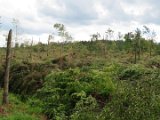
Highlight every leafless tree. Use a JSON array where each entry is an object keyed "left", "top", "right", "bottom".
[{"left": 2, "top": 29, "right": 12, "bottom": 105}]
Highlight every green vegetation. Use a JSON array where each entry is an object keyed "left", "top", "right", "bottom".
[
  {"left": 0, "top": 27, "right": 160, "bottom": 119},
  {"left": 0, "top": 90, "right": 45, "bottom": 120},
  {"left": 37, "top": 68, "right": 114, "bottom": 119}
]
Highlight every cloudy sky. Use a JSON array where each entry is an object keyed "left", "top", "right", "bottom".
[{"left": 0, "top": 0, "right": 160, "bottom": 46}]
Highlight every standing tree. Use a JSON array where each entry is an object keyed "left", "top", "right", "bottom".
[
  {"left": 135, "top": 28, "right": 142, "bottom": 60},
  {"left": 124, "top": 32, "right": 134, "bottom": 53},
  {"left": 149, "top": 31, "right": 156, "bottom": 56},
  {"left": 53, "top": 23, "right": 72, "bottom": 68},
  {"left": 64, "top": 32, "right": 73, "bottom": 43},
  {"left": 143, "top": 26, "right": 156, "bottom": 57},
  {"left": 2, "top": 29, "right": 12, "bottom": 105},
  {"left": 129, "top": 28, "right": 143, "bottom": 64},
  {"left": 118, "top": 32, "right": 123, "bottom": 40},
  {"left": 12, "top": 18, "right": 19, "bottom": 47},
  {"left": 47, "top": 34, "right": 54, "bottom": 56},
  {"left": 38, "top": 37, "right": 42, "bottom": 59},
  {"left": 54, "top": 23, "right": 65, "bottom": 69},
  {"left": 90, "top": 32, "right": 100, "bottom": 57},
  {"left": 90, "top": 32, "right": 101, "bottom": 41},
  {"left": 105, "top": 28, "right": 114, "bottom": 40},
  {"left": 54, "top": 23, "right": 66, "bottom": 42},
  {"left": 30, "top": 37, "right": 33, "bottom": 60},
  {"left": 12, "top": 18, "right": 19, "bottom": 58}
]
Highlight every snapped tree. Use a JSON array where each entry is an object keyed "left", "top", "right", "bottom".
[{"left": 2, "top": 29, "right": 12, "bottom": 105}]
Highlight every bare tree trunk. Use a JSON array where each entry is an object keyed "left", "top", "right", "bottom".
[
  {"left": 138, "top": 38, "right": 141, "bottom": 60},
  {"left": 30, "top": 38, "right": 33, "bottom": 81},
  {"left": 60, "top": 42, "right": 63, "bottom": 69},
  {"left": 135, "top": 50, "right": 137, "bottom": 64},
  {"left": 134, "top": 43, "right": 137, "bottom": 64},
  {"left": 30, "top": 38, "right": 33, "bottom": 61},
  {"left": 47, "top": 35, "right": 51, "bottom": 57},
  {"left": 2, "top": 29, "right": 12, "bottom": 105},
  {"left": 38, "top": 37, "right": 41, "bottom": 59},
  {"left": 149, "top": 40, "right": 152, "bottom": 57}
]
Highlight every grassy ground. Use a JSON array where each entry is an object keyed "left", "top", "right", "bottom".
[{"left": 0, "top": 90, "right": 46, "bottom": 120}]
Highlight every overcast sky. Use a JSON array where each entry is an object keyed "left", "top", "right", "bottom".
[{"left": 0, "top": 0, "right": 160, "bottom": 46}]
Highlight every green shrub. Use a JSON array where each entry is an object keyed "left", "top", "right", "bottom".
[
  {"left": 100, "top": 67, "right": 160, "bottom": 120},
  {"left": 37, "top": 68, "right": 115, "bottom": 119},
  {"left": 71, "top": 95, "right": 98, "bottom": 120},
  {"left": 147, "top": 56, "right": 160, "bottom": 68},
  {"left": 118, "top": 64, "right": 146, "bottom": 81}
]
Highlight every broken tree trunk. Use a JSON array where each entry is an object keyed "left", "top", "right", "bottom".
[{"left": 2, "top": 29, "right": 12, "bottom": 105}]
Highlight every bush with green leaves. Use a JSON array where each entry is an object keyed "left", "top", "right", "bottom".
[
  {"left": 147, "top": 55, "right": 160, "bottom": 68},
  {"left": 102, "top": 75, "right": 160, "bottom": 120},
  {"left": 37, "top": 68, "right": 115, "bottom": 119},
  {"left": 98, "top": 64, "right": 160, "bottom": 120},
  {"left": 118, "top": 64, "right": 146, "bottom": 81}
]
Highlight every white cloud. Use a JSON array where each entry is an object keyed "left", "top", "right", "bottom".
[
  {"left": 121, "top": 2, "right": 152, "bottom": 16},
  {"left": 0, "top": 0, "right": 160, "bottom": 47}
]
